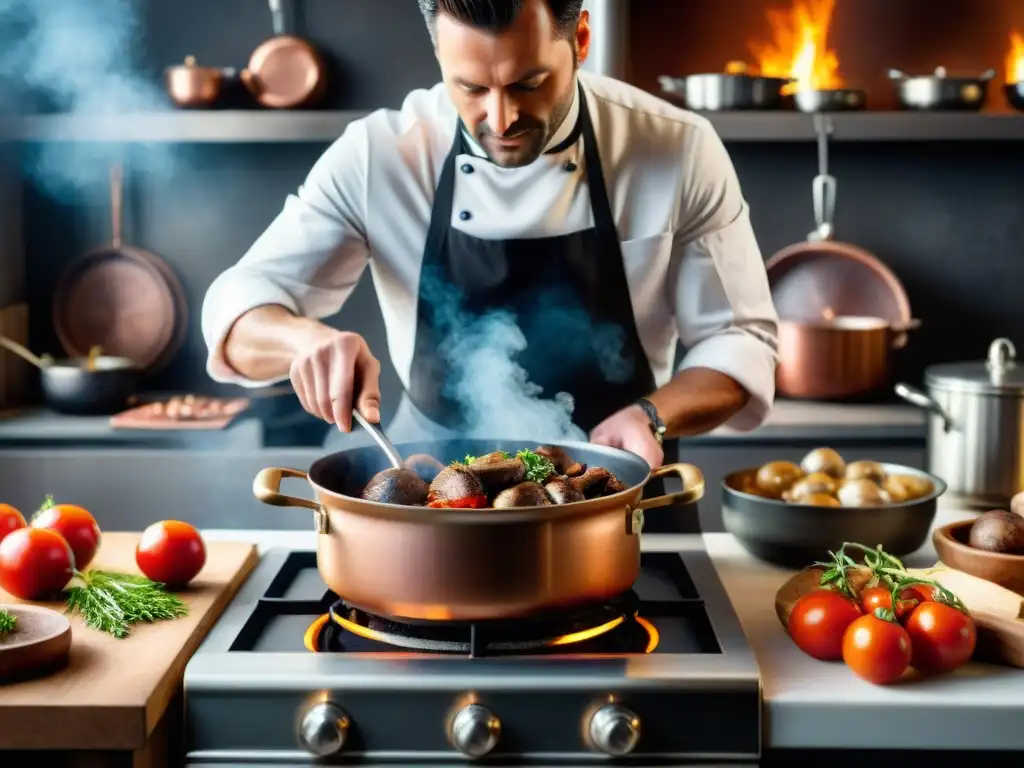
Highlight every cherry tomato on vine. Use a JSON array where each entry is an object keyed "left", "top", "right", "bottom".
[
  {"left": 842, "top": 612, "right": 912, "bottom": 685},
  {"left": 787, "top": 589, "right": 862, "bottom": 660},
  {"left": 0, "top": 504, "right": 26, "bottom": 545},
  {"left": 31, "top": 496, "right": 102, "bottom": 570},
  {"left": 860, "top": 585, "right": 919, "bottom": 621},
  {"left": 905, "top": 601, "right": 977, "bottom": 674}
]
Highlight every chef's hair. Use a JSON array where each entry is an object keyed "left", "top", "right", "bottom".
[{"left": 418, "top": 0, "right": 585, "bottom": 41}]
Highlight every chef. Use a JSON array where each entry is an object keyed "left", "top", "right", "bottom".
[{"left": 201, "top": 0, "right": 779, "bottom": 471}]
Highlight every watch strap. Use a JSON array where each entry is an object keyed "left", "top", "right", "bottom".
[{"left": 635, "top": 398, "right": 667, "bottom": 444}]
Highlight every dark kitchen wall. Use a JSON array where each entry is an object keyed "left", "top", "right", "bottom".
[{"left": 16, "top": 0, "right": 1024, "bottom": 419}]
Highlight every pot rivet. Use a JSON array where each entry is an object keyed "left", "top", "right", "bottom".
[
  {"left": 629, "top": 508, "right": 644, "bottom": 535},
  {"left": 314, "top": 507, "right": 329, "bottom": 534}
]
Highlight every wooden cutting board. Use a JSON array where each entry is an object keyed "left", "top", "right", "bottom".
[
  {"left": 775, "top": 564, "right": 1024, "bottom": 668},
  {"left": 0, "top": 532, "right": 258, "bottom": 751}
]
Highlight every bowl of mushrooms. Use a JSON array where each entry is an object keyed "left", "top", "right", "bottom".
[{"left": 722, "top": 448, "right": 946, "bottom": 567}]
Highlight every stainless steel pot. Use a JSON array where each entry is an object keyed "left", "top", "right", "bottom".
[
  {"left": 658, "top": 72, "right": 793, "bottom": 111},
  {"left": 896, "top": 338, "right": 1024, "bottom": 508},
  {"left": 889, "top": 67, "right": 995, "bottom": 111},
  {"left": 253, "top": 439, "right": 705, "bottom": 621}
]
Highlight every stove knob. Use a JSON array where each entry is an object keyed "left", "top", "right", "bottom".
[
  {"left": 450, "top": 703, "right": 501, "bottom": 758},
  {"left": 588, "top": 703, "right": 641, "bottom": 756},
  {"left": 298, "top": 701, "right": 350, "bottom": 757}
]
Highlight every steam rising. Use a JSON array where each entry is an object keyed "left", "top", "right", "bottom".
[
  {"left": 0, "top": 0, "right": 176, "bottom": 198},
  {"left": 421, "top": 266, "right": 635, "bottom": 442}
]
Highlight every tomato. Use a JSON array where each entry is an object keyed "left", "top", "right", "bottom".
[
  {"left": 31, "top": 497, "right": 101, "bottom": 570},
  {"left": 902, "top": 584, "right": 937, "bottom": 604},
  {"left": 136, "top": 521, "right": 206, "bottom": 587},
  {"left": 905, "top": 601, "right": 977, "bottom": 674},
  {"left": 787, "top": 589, "right": 863, "bottom": 660},
  {"left": 0, "top": 527, "right": 74, "bottom": 600},
  {"left": 0, "top": 504, "right": 26, "bottom": 545},
  {"left": 842, "top": 613, "right": 912, "bottom": 684},
  {"left": 860, "top": 585, "right": 919, "bottom": 621},
  {"left": 427, "top": 494, "right": 489, "bottom": 509}
]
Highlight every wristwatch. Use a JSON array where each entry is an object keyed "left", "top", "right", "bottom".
[{"left": 635, "top": 398, "right": 667, "bottom": 444}]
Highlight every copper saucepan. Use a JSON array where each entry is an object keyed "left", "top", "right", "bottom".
[
  {"left": 241, "top": 0, "right": 326, "bottom": 109},
  {"left": 253, "top": 439, "right": 705, "bottom": 622},
  {"left": 776, "top": 312, "right": 921, "bottom": 399}
]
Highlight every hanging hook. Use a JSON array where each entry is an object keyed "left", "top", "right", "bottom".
[{"left": 809, "top": 115, "right": 836, "bottom": 242}]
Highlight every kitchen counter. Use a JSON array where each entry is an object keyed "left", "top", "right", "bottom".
[{"left": 201, "top": 502, "right": 1024, "bottom": 754}]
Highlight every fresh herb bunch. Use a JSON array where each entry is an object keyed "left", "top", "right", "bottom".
[
  {"left": 65, "top": 570, "right": 188, "bottom": 639},
  {"left": 0, "top": 608, "right": 16, "bottom": 639},
  {"left": 517, "top": 450, "right": 556, "bottom": 484}
]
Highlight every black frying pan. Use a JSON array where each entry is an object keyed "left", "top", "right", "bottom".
[{"left": 0, "top": 335, "right": 138, "bottom": 415}]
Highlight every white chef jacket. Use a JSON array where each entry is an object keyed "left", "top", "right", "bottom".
[{"left": 202, "top": 71, "right": 779, "bottom": 432}]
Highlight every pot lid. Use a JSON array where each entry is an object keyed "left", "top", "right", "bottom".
[{"left": 924, "top": 338, "right": 1024, "bottom": 393}]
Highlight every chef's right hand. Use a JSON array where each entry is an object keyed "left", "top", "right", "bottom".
[{"left": 289, "top": 329, "right": 381, "bottom": 432}]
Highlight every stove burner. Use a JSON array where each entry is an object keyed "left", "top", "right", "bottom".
[{"left": 304, "top": 592, "right": 660, "bottom": 656}]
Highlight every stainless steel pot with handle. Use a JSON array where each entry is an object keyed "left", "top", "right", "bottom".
[{"left": 896, "top": 338, "right": 1024, "bottom": 508}]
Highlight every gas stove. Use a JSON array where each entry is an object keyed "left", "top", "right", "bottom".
[{"left": 184, "top": 537, "right": 760, "bottom": 765}]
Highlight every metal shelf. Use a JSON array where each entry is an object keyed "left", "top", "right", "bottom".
[{"left": 1, "top": 110, "right": 1023, "bottom": 143}]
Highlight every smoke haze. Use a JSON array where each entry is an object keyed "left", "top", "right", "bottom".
[{"left": 0, "top": 0, "right": 179, "bottom": 199}]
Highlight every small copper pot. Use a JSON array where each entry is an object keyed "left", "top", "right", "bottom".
[
  {"left": 253, "top": 439, "right": 704, "bottom": 621},
  {"left": 164, "top": 56, "right": 231, "bottom": 108},
  {"left": 776, "top": 315, "right": 921, "bottom": 400}
]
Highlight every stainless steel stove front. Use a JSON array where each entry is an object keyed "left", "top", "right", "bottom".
[{"left": 184, "top": 538, "right": 761, "bottom": 765}]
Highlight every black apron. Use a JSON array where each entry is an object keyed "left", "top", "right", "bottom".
[{"left": 408, "top": 83, "right": 693, "bottom": 532}]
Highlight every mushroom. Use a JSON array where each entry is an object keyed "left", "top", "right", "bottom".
[
  {"left": 535, "top": 445, "right": 585, "bottom": 477},
  {"left": 969, "top": 510, "right": 1024, "bottom": 554},
  {"left": 782, "top": 472, "right": 838, "bottom": 502},
  {"left": 362, "top": 468, "right": 430, "bottom": 506},
  {"left": 493, "top": 481, "right": 552, "bottom": 508},
  {"left": 845, "top": 460, "right": 886, "bottom": 485},
  {"left": 796, "top": 492, "right": 841, "bottom": 507},
  {"left": 754, "top": 461, "right": 804, "bottom": 499},
  {"left": 427, "top": 465, "right": 485, "bottom": 504},
  {"left": 837, "top": 479, "right": 890, "bottom": 507},
  {"left": 467, "top": 454, "right": 526, "bottom": 495},
  {"left": 604, "top": 472, "right": 626, "bottom": 494},
  {"left": 545, "top": 476, "right": 585, "bottom": 504},
  {"left": 572, "top": 467, "right": 613, "bottom": 498}
]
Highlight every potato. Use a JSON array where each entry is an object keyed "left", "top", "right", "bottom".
[
  {"left": 845, "top": 460, "right": 887, "bottom": 485},
  {"left": 754, "top": 461, "right": 804, "bottom": 499},
  {"left": 884, "top": 474, "right": 933, "bottom": 503},
  {"left": 796, "top": 492, "right": 841, "bottom": 507},
  {"left": 783, "top": 472, "right": 838, "bottom": 501},
  {"left": 837, "top": 478, "right": 890, "bottom": 507},
  {"left": 800, "top": 447, "right": 846, "bottom": 479}
]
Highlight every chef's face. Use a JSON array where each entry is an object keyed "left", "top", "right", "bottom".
[{"left": 434, "top": 0, "right": 590, "bottom": 168}]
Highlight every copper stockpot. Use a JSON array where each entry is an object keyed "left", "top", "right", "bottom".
[
  {"left": 776, "top": 314, "right": 920, "bottom": 399},
  {"left": 164, "top": 56, "right": 231, "bottom": 108},
  {"left": 253, "top": 439, "right": 705, "bottom": 622}
]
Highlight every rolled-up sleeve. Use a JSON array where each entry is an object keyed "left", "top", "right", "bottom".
[
  {"left": 201, "top": 121, "right": 372, "bottom": 386},
  {"left": 668, "top": 122, "right": 779, "bottom": 431}
]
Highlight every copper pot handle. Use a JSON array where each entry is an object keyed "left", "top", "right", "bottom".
[
  {"left": 636, "top": 463, "right": 706, "bottom": 511},
  {"left": 253, "top": 467, "right": 319, "bottom": 510},
  {"left": 890, "top": 318, "right": 921, "bottom": 349}
]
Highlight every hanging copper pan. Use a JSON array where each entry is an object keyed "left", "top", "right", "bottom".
[
  {"left": 241, "top": 0, "right": 326, "bottom": 109},
  {"left": 766, "top": 118, "right": 919, "bottom": 400}
]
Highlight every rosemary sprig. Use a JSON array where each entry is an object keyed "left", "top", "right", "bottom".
[
  {"left": 0, "top": 608, "right": 16, "bottom": 639},
  {"left": 65, "top": 570, "right": 188, "bottom": 639},
  {"left": 517, "top": 449, "right": 556, "bottom": 484}
]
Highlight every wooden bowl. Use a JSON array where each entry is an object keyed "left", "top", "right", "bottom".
[
  {"left": 0, "top": 604, "right": 72, "bottom": 682},
  {"left": 933, "top": 520, "right": 1024, "bottom": 596}
]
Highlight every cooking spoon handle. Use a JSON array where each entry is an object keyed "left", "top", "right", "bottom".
[
  {"left": 0, "top": 334, "right": 47, "bottom": 369},
  {"left": 352, "top": 409, "right": 403, "bottom": 469}
]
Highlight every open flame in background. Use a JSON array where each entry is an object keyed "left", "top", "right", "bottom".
[
  {"left": 1008, "top": 31, "right": 1024, "bottom": 85},
  {"left": 745, "top": 0, "right": 845, "bottom": 94}
]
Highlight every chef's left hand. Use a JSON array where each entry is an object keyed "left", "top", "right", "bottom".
[{"left": 590, "top": 405, "right": 664, "bottom": 469}]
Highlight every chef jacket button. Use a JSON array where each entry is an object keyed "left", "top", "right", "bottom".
[
  {"left": 459, "top": 210, "right": 472, "bottom": 221},
  {"left": 460, "top": 163, "right": 474, "bottom": 174},
  {"left": 563, "top": 161, "right": 578, "bottom": 172}
]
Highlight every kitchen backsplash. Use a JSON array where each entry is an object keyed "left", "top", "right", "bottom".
[{"left": 8, "top": 0, "right": 1024, "bottom": 415}]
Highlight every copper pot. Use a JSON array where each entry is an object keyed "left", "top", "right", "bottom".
[
  {"left": 253, "top": 439, "right": 704, "bottom": 621},
  {"left": 776, "top": 314, "right": 920, "bottom": 399},
  {"left": 164, "top": 56, "right": 231, "bottom": 108},
  {"left": 241, "top": 0, "right": 327, "bottom": 109}
]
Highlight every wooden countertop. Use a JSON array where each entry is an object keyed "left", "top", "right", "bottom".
[{"left": 0, "top": 532, "right": 258, "bottom": 751}]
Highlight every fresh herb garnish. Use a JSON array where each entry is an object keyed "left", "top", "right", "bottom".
[
  {"left": 65, "top": 570, "right": 188, "bottom": 639},
  {"left": 459, "top": 451, "right": 511, "bottom": 466},
  {"left": 0, "top": 608, "right": 16, "bottom": 639},
  {"left": 517, "top": 449, "right": 556, "bottom": 484}
]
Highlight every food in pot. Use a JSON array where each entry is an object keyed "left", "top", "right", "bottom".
[
  {"left": 967, "top": 510, "right": 1024, "bottom": 554},
  {"left": 883, "top": 474, "right": 931, "bottom": 503},
  {"left": 797, "top": 492, "right": 841, "bottom": 507},
  {"left": 845, "top": 460, "right": 887, "bottom": 485},
  {"left": 783, "top": 472, "right": 838, "bottom": 502},
  {"left": 361, "top": 447, "right": 625, "bottom": 509},
  {"left": 754, "top": 461, "right": 804, "bottom": 498},
  {"left": 800, "top": 447, "right": 846, "bottom": 479},
  {"left": 362, "top": 468, "right": 430, "bottom": 506},
  {"left": 837, "top": 478, "right": 891, "bottom": 507}
]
